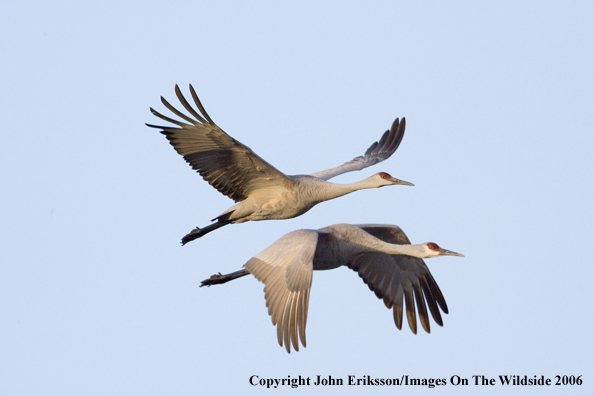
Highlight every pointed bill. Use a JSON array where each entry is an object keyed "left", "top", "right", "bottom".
[
  {"left": 438, "top": 248, "right": 465, "bottom": 257},
  {"left": 389, "top": 176, "right": 414, "bottom": 186}
]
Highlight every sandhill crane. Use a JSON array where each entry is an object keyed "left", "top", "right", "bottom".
[
  {"left": 147, "top": 85, "right": 413, "bottom": 244},
  {"left": 201, "top": 223, "right": 464, "bottom": 353}
]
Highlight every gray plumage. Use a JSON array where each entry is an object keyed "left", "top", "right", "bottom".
[
  {"left": 201, "top": 223, "right": 464, "bottom": 353},
  {"left": 147, "top": 85, "right": 412, "bottom": 244}
]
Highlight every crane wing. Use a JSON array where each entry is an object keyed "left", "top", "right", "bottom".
[
  {"left": 244, "top": 229, "right": 320, "bottom": 353},
  {"left": 310, "top": 118, "right": 405, "bottom": 181},
  {"left": 346, "top": 224, "right": 448, "bottom": 334},
  {"left": 147, "top": 85, "right": 291, "bottom": 202}
]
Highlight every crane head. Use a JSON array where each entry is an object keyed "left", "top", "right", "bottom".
[
  {"left": 425, "top": 242, "right": 465, "bottom": 257},
  {"left": 376, "top": 172, "right": 414, "bottom": 187}
]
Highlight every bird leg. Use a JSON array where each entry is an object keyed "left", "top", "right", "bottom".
[
  {"left": 181, "top": 221, "right": 230, "bottom": 245},
  {"left": 200, "top": 269, "right": 250, "bottom": 287}
]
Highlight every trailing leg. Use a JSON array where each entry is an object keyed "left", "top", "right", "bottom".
[
  {"left": 181, "top": 221, "right": 230, "bottom": 245},
  {"left": 200, "top": 269, "right": 250, "bottom": 287}
]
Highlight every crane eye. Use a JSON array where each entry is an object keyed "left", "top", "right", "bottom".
[
  {"left": 379, "top": 172, "right": 391, "bottom": 180},
  {"left": 427, "top": 243, "right": 440, "bottom": 251}
]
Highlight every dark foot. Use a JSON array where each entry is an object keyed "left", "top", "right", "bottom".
[
  {"left": 200, "top": 269, "right": 250, "bottom": 287},
  {"left": 200, "top": 273, "right": 225, "bottom": 287},
  {"left": 181, "top": 221, "right": 230, "bottom": 245},
  {"left": 181, "top": 227, "right": 203, "bottom": 245}
]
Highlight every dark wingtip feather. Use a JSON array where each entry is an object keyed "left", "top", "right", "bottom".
[
  {"left": 405, "top": 289, "right": 417, "bottom": 334},
  {"left": 377, "top": 129, "right": 391, "bottom": 149},
  {"left": 420, "top": 277, "right": 444, "bottom": 327},
  {"left": 175, "top": 84, "right": 208, "bottom": 124},
  {"left": 189, "top": 84, "right": 215, "bottom": 124},
  {"left": 393, "top": 305, "right": 403, "bottom": 330},
  {"left": 386, "top": 118, "right": 405, "bottom": 153},
  {"left": 413, "top": 282, "right": 430, "bottom": 334},
  {"left": 363, "top": 141, "right": 379, "bottom": 157}
]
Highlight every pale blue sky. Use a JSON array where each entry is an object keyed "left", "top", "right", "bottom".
[{"left": 1, "top": 1, "right": 593, "bottom": 395}]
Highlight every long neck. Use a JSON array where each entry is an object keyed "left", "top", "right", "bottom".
[
  {"left": 348, "top": 229, "right": 426, "bottom": 258},
  {"left": 306, "top": 176, "right": 382, "bottom": 201},
  {"left": 370, "top": 239, "right": 427, "bottom": 258},
  {"left": 315, "top": 225, "right": 429, "bottom": 271}
]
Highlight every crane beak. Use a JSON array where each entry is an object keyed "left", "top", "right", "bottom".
[
  {"left": 391, "top": 177, "right": 414, "bottom": 186},
  {"left": 438, "top": 248, "right": 465, "bottom": 257}
]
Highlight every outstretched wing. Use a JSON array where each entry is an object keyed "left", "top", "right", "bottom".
[
  {"left": 147, "top": 85, "right": 291, "bottom": 202},
  {"left": 244, "top": 229, "right": 321, "bottom": 353},
  {"left": 355, "top": 223, "right": 411, "bottom": 245},
  {"left": 347, "top": 224, "right": 448, "bottom": 334},
  {"left": 310, "top": 118, "right": 405, "bottom": 181}
]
